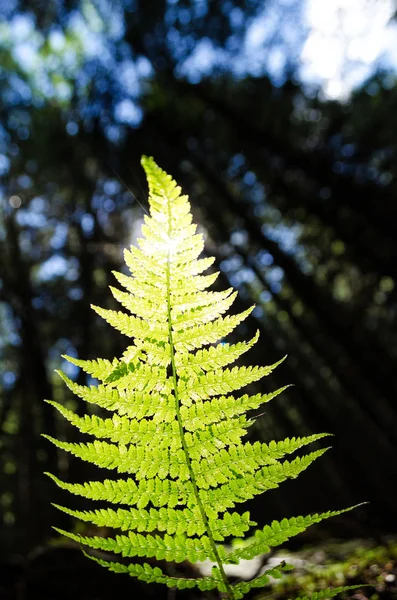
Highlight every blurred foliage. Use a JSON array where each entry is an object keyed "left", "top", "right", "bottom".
[
  {"left": 0, "top": 0, "right": 397, "bottom": 572},
  {"left": 253, "top": 538, "right": 397, "bottom": 600}
]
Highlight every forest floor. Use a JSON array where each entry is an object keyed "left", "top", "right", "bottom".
[
  {"left": 253, "top": 537, "right": 397, "bottom": 600},
  {"left": 1, "top": 536, "right": 396, "bottom": 599}
]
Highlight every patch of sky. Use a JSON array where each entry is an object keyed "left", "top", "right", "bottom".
[
  {"left": 237, "top": 267, "right": 256, "bottom": 284},
  {"left": 193, "top": 0, "right": 208, "bottom": 19},
  {"left": 65, "top": 257, "right": 80, "bottom": 281},
  {"left": 177, "top": 37, "right": 228, "bottom": 81},
  {"left": 49, "top": 340, "right": 79, "bottom": 378},
  {"left": 228, "top": 153, "right": 246, "bottom": 178},
  {"left": 249, "top": 183, "right": 265, "bottom": 205},
  {"left": 5, "top": 0, "right": 395, "bottom": 115},
  {"left": 103, "top": 179, "right": 122, "bottom": 195},
  {"left": 8, "top": 107, "right": 31, "bottom": 130},
  {"left": 260, "top": 290, "right": 272, "bottom": 303},
  {"left": 229, "top": 7, "right": 244, "bottom": 28},
  {"left": 37, "top": 255, "right": 70, "bottom": 282},
  {"left": 229, "top": 267, "right": 255, "bottom": 287},
  {"left": 91, "top": 192, "right": 104, "bottom": 210},
  {"left": 245, "top": 4, "right": 281, "bottom": 50},
  {"left": 0, "top": 154, "right": 10, "bottom": 175},
  {"left": 263, "top": 222, "right": 301, "bottom": 255},
  {"left": 68, "top": 11, "right": 109, "bottom": 60},
  {"left": 52, "top": 80, "right": 72, "bottom": 102},
  {"left": 135, "top": 55, "right": 153, "bottom": 78},
  {"left": 3, "top": 371, "right": 16, "bottom": 389},
  {"left": 114, "top": 99, "right": 143, "bottom": 127},
  {"left": 230, "top": 230, "right": 248, "bottom": 247},
  {"left": 301, "top": 0, "right": 397, "bottom": 100},
  {"left": 104, "top": 124, "right": 124, "bottom": 143},
  {"left": 31, "top": 297, "right": 43, "bottom": 309},
  {"left": 10, "top": 13, "right": 36, "bottom": 41},
  {"left": 341, "top": 143, "right": 355, "bottom": 158},
  {"left": 118, "top": 61, "right": 140, "bottom": 96},
  {"left": 176, "top": 0, "right": 304, "bottom": 83},
  {"left": 30, "top": 196, "right": 45, "bottom": 211},
  {"left": 16, "top": 125, "right": 28, "bottom": 141},
  {"left": 60, "top": 48, "right": 80, "bottom": 73},
  {"left": 0, "top": 305, "right": 21, "bottom": 347},
  {"left": 16, "top": 208, "right": 46, "bottom": 228},
  {"left": 257, "top": 250, "right": 274, "bottom": 266},
  {"left": 165, "top": 4, "right": 178, "bottom": 26},
  {"left": 49, "top": 29, "right": 65, "bottom": 51},
  {"left": 17, "top": 174, "right": 32, "bottom": 190},
  {"left": 17, "top": 230, "right": 31, "bottom": 255},
  {"left": 0, "top": 0, "right": 17, "bottom": 18},
  {"left": 81, "top": 213, "right": 94, "bottom": 235},
  {"left": 92, "top": 0, "right": 125, "bottom": 40},
  {"left": 270, "top": 281, "right": 282, "bottom": 294},
  {"left": 0, "top": 125, "right": 10, "bottom": 148},
  {"left": 4, "top": 10, "right": 151, "bottom": 115},
  {"left": 179, "top": 8, "right": 192, "bottom": 26},
  {"left": 103, "top": 198, "right": 115, "bottom": 212},
  {"left": 267, "top": 266, "right": 285, "bottom": 283},
  {"left": 176, "top": 0, "right": 397, "bottom": 99},
  {"left": 81, "top": 0, "right": 105, "bottom": 34},
  {"left": 253, "top": 205, "right": 265, "bottom": 219},
  {"left": 267, "top": 47, "right": 286, "bottom": 82},
  {"left": 68, "top": 287, "right": 84, "bottom": 301},
  {"left": 7, "top": 74, "right": 32, "bottom": 104},
  {"left": 50, "top": 223, "right": 68, "bottom": 250},
  {"left": 11, "top": 44, "right": 40, "bottom": 73},
  {"left": 66, "top": 121, "right": 78, "bottom": 135},
  {"left": 220, "top": 254, "right": 244, "bottom": 273},
  {"left": 9, "top": 331, "right": 21, "bottom": 346},
  {"left": 243, "top": 171, "right": 256, "bottom": 186},
  {"left": 167, "top": 28, "right": 189, "bottom": 63}
]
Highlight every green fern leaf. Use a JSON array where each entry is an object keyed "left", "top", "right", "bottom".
[
  {"left": 232, "top": 561, "right": 295, "bottom": 598},
  {"left": 293, "top": 586, "right": 368, "bottom": 600},
  {"left": 227, "top": 504, "right": 366, "bottom": 562},
  {"left": 45, "top": 157, "right": 364, "bottom": 600}
]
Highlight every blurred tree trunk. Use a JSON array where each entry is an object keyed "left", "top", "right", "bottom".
[{"left": 3, "top": 214, "right": 57, "bottom": 550}]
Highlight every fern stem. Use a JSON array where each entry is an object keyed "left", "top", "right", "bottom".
[{"left": 165, "top": 227, "right": 235, "bottom": 600}]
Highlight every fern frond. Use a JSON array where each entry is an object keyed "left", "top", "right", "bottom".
[
  {"left": 45, "top": 157, "right": 364, "bottom": 600},
  {"left": 192, "top": 436, "right": 331, "bottom": 488},
  {"left": 109, "top": 285, "right": 168, "bottom": 322},
  {"left": 180, "top": 387, "right": 290, "bottom": 430},
  {"left": 227, "top": 505, "right": 365, "bottom": 562},
  {"left": 173, "top": 306, "right": 254, "bottom": 353},
  {"left": 45, "top": 472, "right": 192, "bottom": 508},
  {"left": 178, "top": 358, "right": 286, "bottom": 402},
  {"left": 91, "top": 305, "right": 169, "bottom": 342},
  {"left": 198, "top": 449, "right": 329, "bottom": 508},
  {"left": 232, "top": 561, "right": 294, "bottom": 598},
  {"left": 172, "top": 287, "right": 235, "bottom": 314},
  {"left": 54, "top": 527, "right": 227, "bottom": 564},
  {"left": 61, "top": 355, "right": 120, "bottom": 381},
  {"left": 176, "top": 330, "right": 260, "bottom": 375},
  {"left": 55, "top": 370, "right": 171, "bottom": 418},
  {"left": 83, "top": 550, "right": 222, "bottom": 592},
  {"left": 293, "top": 586, "right": 368, "bottom": 600},
  {"left": 45, "top": 400, "right": 179, "bottom": 446}
]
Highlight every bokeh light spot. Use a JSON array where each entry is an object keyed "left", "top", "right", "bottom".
[{"left": 9, "top": 195, "right": 21, "bottom": 208}]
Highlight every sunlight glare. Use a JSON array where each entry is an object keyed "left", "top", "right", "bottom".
[{"left": 301, "top": 0, "right": 397, "bottom": 99}]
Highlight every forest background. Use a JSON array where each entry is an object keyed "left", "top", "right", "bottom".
[{"left": 1, "top": 0, "right": 397, "bottom": 598}]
